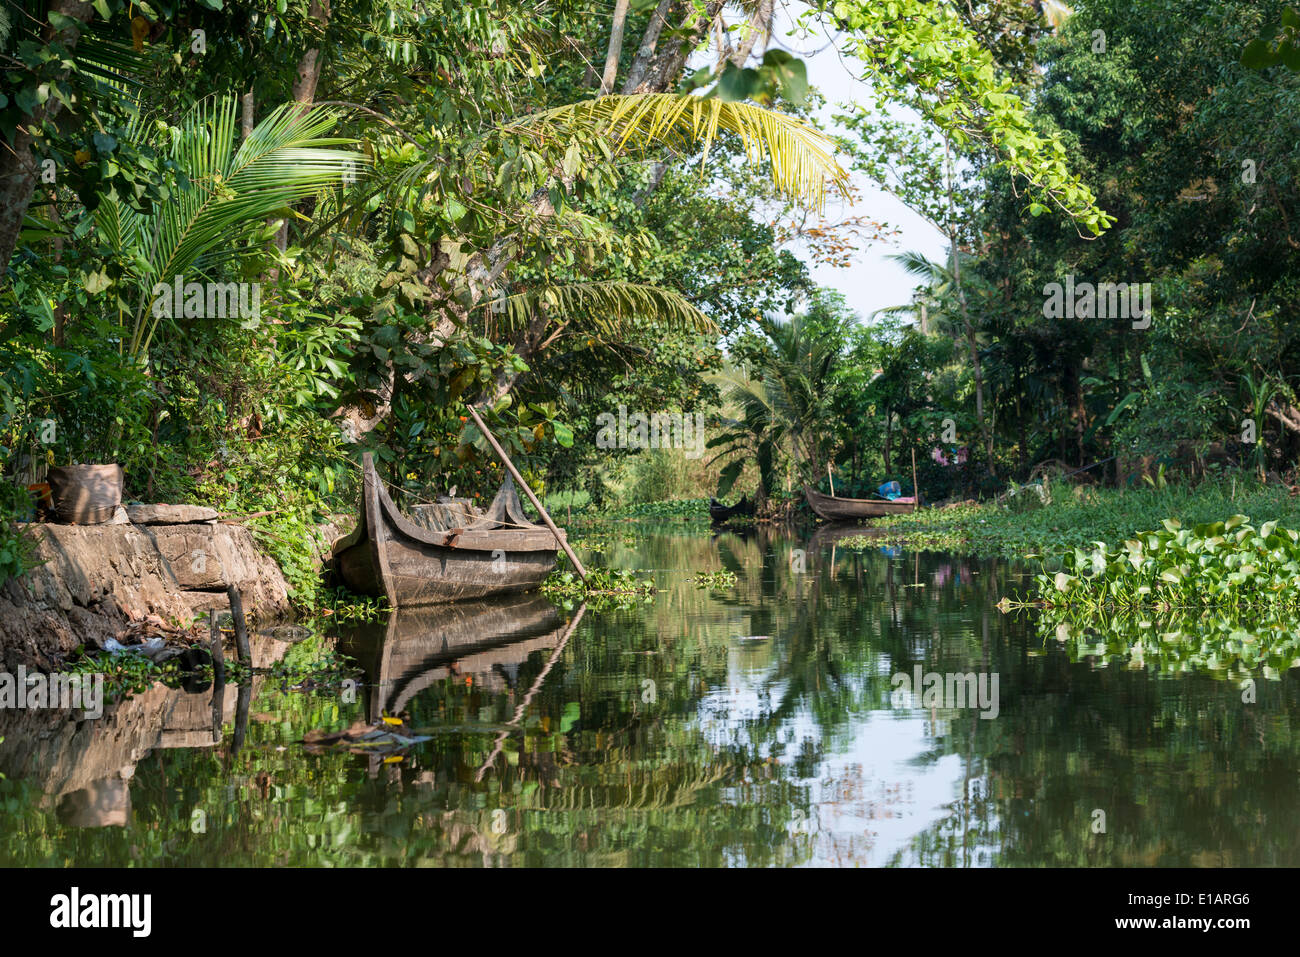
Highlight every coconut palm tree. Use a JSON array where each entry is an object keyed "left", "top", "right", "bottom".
[
  {"left": 707, "top": 313, "right": 840, "bottom": 505},
  {"left": 882, "top": 248, "right": 994, "bottom": 468}
]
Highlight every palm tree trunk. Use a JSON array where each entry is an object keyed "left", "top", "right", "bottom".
[
  {"left": 942, "top": 137, "right": 993, "bottom": 475},
  {"left": 600, "top": 0, "right": 632, "bottom": 94},
  {"left": 274, "top": 0, "right": 331, "bottom": 255},
  {"left": 884, "top": 409, "right": 892, "bottom": 475}
]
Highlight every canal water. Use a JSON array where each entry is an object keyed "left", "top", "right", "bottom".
[{"left": 2, "top": 525, "right": 1297, "bottom": 866}]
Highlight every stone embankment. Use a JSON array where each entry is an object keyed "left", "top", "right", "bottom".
[{"left": 0, "top": 505, "right": 345, "bottom": 671}]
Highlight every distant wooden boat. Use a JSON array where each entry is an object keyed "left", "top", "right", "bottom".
[
  {"left": 709, "top": 494, "right": 754, "bottom": 523},
  {"left": 330, "top": 453, "right": 564, "bottom": 606},
  {"left": 803, "top": 486, "right": 918, "bottom": 522}
]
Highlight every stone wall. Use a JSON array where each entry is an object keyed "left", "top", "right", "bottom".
[{"left": 0, "top": 518, "right": 293, "bottom": 672}]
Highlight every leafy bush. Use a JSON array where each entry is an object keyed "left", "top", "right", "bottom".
[
  {"left": 603, "top": 498, "right": 710, "bottom": 521},
  {"left": 0, "top": 483, "right": 38, "bottom": 584}
]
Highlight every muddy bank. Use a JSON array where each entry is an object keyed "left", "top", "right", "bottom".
[{"left": 0, "top": 517, "right": 322, "bottom": 671}]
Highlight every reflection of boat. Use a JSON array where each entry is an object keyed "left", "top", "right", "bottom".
[
  {"left": 330, "top": 453, "right": 564, "bottom": 606},
  {"left": 803, "top": 486, "right": 918, "bottom": 521},
  {"left": 338, "top": 593, "right": 566, "bottom": 722},
  {"left": 709, "top": 495, "right": 754, "bottom": 523},
  {"left": 808, "top": 523, "right": 885, "bottom": 548}
]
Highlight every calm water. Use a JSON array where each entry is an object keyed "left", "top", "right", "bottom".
[{"left": 2, "top": 525, "right": 1298, "bottom": 866}]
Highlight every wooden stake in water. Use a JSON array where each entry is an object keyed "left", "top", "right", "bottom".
[
  {"left": 828, "top": 462, "right": 835, "bottom": 498},
  {"left": 226, "top": 583, "right": 251, "bottom": 665},
  {"left": 464, "top": 404, "right": 587, "bottom": 582},
  {"left": 208, "top": 609, "right": 226, "bottom": 683}
]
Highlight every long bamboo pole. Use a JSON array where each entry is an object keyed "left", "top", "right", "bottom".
[
  {"left": 911, "top": 447, "right": 919, "bottom": 513},
  {"left": 465, "top": 404, "right": 587, "bottom": 581}
]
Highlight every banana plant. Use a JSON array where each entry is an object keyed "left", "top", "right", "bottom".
[{"left": 1241, "top": 373, "right": 1280, "bottom": 481}]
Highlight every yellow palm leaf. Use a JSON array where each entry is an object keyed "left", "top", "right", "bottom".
[{"left": 511, "top": 94, "right": 848, "bottom": 213}]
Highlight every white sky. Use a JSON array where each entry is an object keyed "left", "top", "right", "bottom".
[
  {"left": 771, "top": 5, "right": 947, "bottom": 322},
  {"left": 688, "top": 4, "right": 949, "bottom": 323}
]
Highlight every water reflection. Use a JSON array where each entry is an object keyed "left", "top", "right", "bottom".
[
  {"left": 337, "top": 593, "right": 565, "bottom": 724},
  {"left": 0, "top": 525, "right": 1297, "bottom": 866}
]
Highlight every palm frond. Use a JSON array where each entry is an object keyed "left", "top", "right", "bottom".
[
  {"left": 511, "top": 93, "right": 847, "bottom": 211},
  {"left": 888, "top": 249, "right": 949, "bottom": 284},
  {"left": 90, "top": 96, "right": 364, "bottom": 360},
  {"left": 1040, "top": 1, "right": 1075, "bottom": 30},
  {"left": 483, "top": 280, "right": 715, "bottom": 336}
]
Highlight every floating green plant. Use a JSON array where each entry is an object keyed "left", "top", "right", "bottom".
[
  {"left": 688, "top": 569, "right": 738, "bottom": 590},
  {"left": 541, "top": 567, "right": 657, "bottom": 610},
  {"left": 1028, "top": 516, "right": 1300, "bottom": 611}
]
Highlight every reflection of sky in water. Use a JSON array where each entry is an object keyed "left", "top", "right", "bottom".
[{"left": 696, "top": 635, "right": 989, "bottom": 867}]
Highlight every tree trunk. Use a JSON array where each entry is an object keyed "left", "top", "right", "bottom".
[
  {"left": 621, "top": 0, "right": 677, "bottom": 93},
  {"left": 600, "top": 0, "right": 632, "bottom": 95},
  {"left": 632, "top": 1, "right": 725, "bottom": 95},
  {"left": 728, "top": 0, "right": 773, "bottom": 66},
  {"left": 274, "top": 0, "right": 331, "bottom": 255},
  {"left": 0, "top": 0, "right": 96, "bottom": 284},
  {"left": 241, "top": 89, "right": 255, "bottom": 140},
  {"left": 884, "top": 409, "right": 893, "bottom": 475},
  {"left": 51, "top": 194, "right": 66, "bottom": 346}
]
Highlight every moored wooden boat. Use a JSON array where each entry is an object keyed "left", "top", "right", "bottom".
[
  {"left": 708, "top": 494, "right": 754, "bottom": 523},
  {"left": 803, "top": 485, "right": 919, "bottom": 521},
  {"left": 330, "top": 453, "right": 564, "bottom": 606}
]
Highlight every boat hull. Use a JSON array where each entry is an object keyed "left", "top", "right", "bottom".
[
  {"left": 331, "top": 454, "right": 563, "bottom": 606},
  {"left": 803, "top": 486, "right": 918, "bottom": 521}
]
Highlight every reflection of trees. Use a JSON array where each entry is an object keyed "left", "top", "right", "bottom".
[
  {"left": 3, "top": 528, "right": 1298, "bottom": 866},
  {"left": 904, "top": 609, "right": 1300, "bottom": 867}
]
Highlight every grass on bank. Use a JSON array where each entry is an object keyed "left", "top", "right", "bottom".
[{"left": 856, "top": 477, "right": 1300, "bottom": 558}]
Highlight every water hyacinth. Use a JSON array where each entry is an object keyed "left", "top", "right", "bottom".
[{"left": 1031, "top": 515, "right": 1300, "bottom": 610}]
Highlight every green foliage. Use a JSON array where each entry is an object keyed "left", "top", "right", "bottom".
[
  {"left": 1030, "top": 605, "right": 1300, "bottom": 679},
  {"left": 602, "top": 498, "right": 711, "bottom": 521},
  {"left": 852, "top": 477, "right": 1300, "bottom": 557},
  {"left": 0, "top": 482, "right": 37, "bottom": 584},
  {"left": 1033, "top": 515, "right": 1300, "bottom": 611},
  {"left": 1242, "top": 7, "right": 1300, "bottom": 69},
  {"left": 90, "top": 96, "right": 359, "bottom": 362},
  {"left": 814, "top": 0, "right": 1113, "bottom": 234},
  {"left": 541, "top": 566, "right": 656, "bottom": 611}
]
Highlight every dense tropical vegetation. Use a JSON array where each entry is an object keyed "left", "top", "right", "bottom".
[{"left": 2, "top": 0, "right": 1299, "bottom": 599}]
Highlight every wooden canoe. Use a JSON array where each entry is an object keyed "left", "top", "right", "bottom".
[
  {"left": 708, "top": 494, "right": 754, "bottom": 523},
  {"left": 330, "top": 453, "right": 564, "bottom": 606},
  {"left": 803, "top": 486, "right": 919, "bottom": 521}
]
